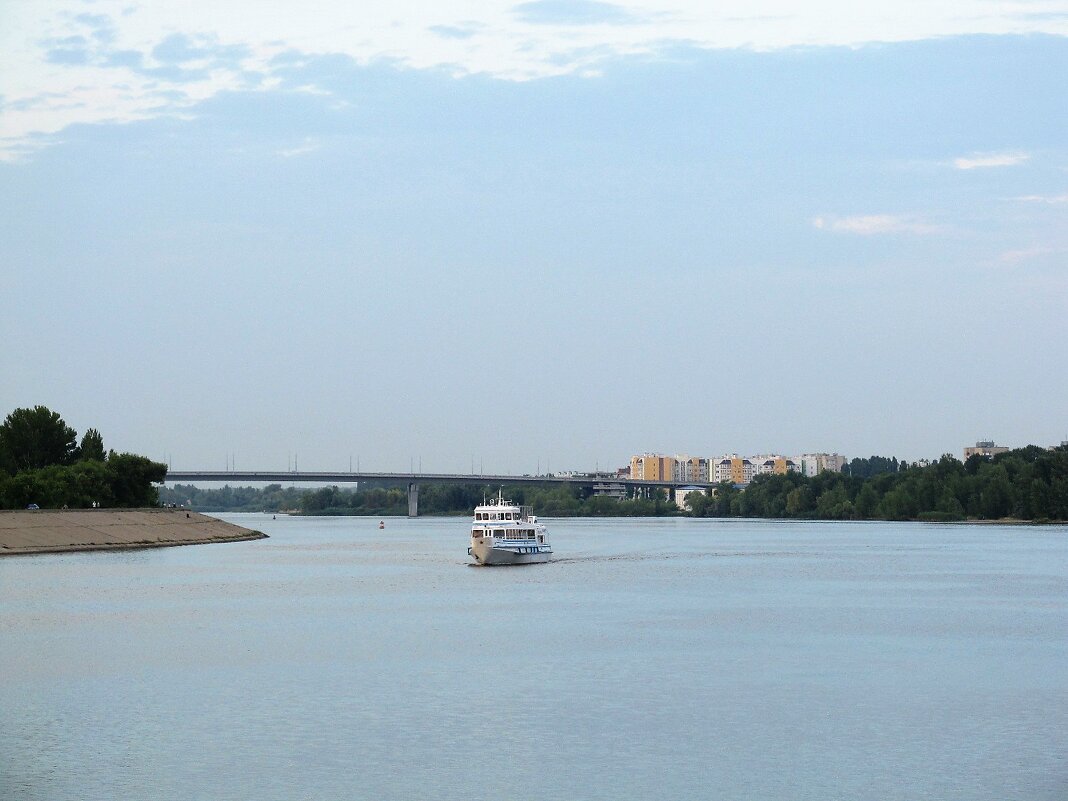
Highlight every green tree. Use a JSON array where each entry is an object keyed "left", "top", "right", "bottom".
[
  {"left": 105, "top": 452, "right": 168, "bottom": 507},
  {"left": 79, "top": 428, "right": 106, "bottom": 461},
  {"left": 685, "top": 489, "right": 711, "bottom": 516},
  {"left": 854, "top": 484, "right": 879, "bottom": 518},
  {"left": 978, "top": 465, "right": 1013, "bottom": 519},
  {"left": 785, "top": 486, "right": 814, "bottom": 517},
  {"left": 0, "top": 406, "right": 78, "bottom": 474},
  {"left": 816, "top": 485, "right": 853, "bottom": 519},
  {"left": 845, "top": 455, "right": 903, "bottom": 479},
  {"left": 876, "top": 486, "right": 916, "bottom": 520},
  {"left": 934, "top": 487, "right": 965, "bottom": 520}
]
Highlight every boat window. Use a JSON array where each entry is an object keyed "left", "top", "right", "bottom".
[{"left": 538, "top": 535, "right": 544, "bottom": 543}]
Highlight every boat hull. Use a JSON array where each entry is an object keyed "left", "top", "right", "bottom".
[{"left": 469, "top": 541, "right": 551, "bottom": 565}]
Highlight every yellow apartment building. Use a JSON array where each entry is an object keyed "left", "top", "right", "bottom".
[{"left": 630, "top": 454, "right": 676, "bottom": 481}]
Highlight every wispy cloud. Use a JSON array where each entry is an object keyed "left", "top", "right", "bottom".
[
  {"left": 1012, "top": 193, "right": 1068, "bottom": 204},
  {"left": 998, "top": 245, "right": 1061, "bottom": 264},
  {"left": 276, "top": 138, "right": 320, "bottom": 158},
  {"left": 812, "top": 214, "right": 942, "bottom": 235},
  {"left": 953, "top": 151, "right": 1030, "bottom": 169}
]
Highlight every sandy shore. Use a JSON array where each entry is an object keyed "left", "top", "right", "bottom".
[{"left": 0, "top": 508, "right": 266, "bottom": 556}]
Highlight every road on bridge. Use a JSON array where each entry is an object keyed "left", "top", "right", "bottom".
[{"left": 163, "top": 470, "right": 714, "bottom": 517}]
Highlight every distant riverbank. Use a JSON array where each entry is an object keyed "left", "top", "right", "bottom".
[
  {"left": 162, "top": 445, "right": 1068, "bottom": 523},
  {"left": 0, "top": 508, "right": 266, "bottom": 555}
]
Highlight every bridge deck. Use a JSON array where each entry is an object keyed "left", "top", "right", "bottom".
[{"left": 163, "top": 470, "right": 714, "bottom": 490}]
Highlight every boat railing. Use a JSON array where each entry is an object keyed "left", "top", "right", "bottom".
[{"left": 519, "top": 505, "right": 534, "bottom": 521}]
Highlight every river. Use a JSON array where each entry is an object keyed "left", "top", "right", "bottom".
[{"left": 1, "top": 515, "right": 1065, "bottom": 800}]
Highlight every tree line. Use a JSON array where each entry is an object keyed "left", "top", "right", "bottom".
[
  {"left": 160, "top": 480, "right": 680, "bottom": 517},
  {"left": 0, "top": 406, "right": 167, "bottom": 509},
  {"left": 161, "top": 445, "right": 1068, "bottom": 522},
  {"left": 687, "top": 447, "right": 1068, "bottom": 521}
]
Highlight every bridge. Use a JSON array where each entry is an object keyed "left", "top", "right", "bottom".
[{"left": 163, "top": 471, "right": 714, "bottom": 517}]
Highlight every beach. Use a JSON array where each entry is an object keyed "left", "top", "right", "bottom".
[{"left": 0, "top": 508, "right": 266, "bottom": 555}]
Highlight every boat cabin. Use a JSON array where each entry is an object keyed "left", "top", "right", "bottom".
[
  {"left": 471, "top": 499, "right": 545, "bottom": 544},
  {"left": 473, "top": 508, "right": 531, "bottom": 522}
]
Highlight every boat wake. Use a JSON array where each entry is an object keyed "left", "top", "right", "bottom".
[
  {"left": 534, "top": 550, "right": 806, "bottom": 564},
  {"left": 463, "top": 550, "right": 808, "bottom": 567}
]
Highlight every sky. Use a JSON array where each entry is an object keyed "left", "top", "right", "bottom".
[{"left": 1, "top": 1, "right": 1067, "bottom": 474}]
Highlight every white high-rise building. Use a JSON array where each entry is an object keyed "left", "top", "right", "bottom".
[{"left": 795, "top": 453, "right": 847, "bottom": 477}]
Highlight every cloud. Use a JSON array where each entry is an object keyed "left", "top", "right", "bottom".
[
  {"left": 997, "top": 245, "right": 1067, "bottom": 264},
  {"left": 276, "top": 138, "right": 320, "bottom": 158},
  {"left": 812, "top": 214, "right": 942, "bottom": 235},
  {"left": 1013, "top": 193, "right": 1068, "bottom": 204},
  {"left": 953, "top": 151, "right": 1030, "bottom": 169},
  {"left": 4, "top": 4, "right": 1068, "bottom": 161},
  {"left": 513, "top": 1, "right": 636, "bottom": 26}
]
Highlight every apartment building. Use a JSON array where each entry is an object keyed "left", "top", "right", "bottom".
[
  {"left": 673, "top": 456, "right": 710, "bottom": 483},
  {"left": 630, "top": 454, "right": 676, "bottom": 481},
  {"left": 713, "top": 455, "right": 755, "bottom": 485},
  {"left": 796, "top": 453, "right": 847, "bottom": 477},
  {"left": 963, "top": 441, "right": 1009, "bottom": 460},
  {"left": 757, "top": 456, "right": 799, "bottom": 476},
  {"left": 631, "top": 454, "right": 711, "bottom": 482},
  {"left": 629, "top": 451, "right": 844, "bottom": 487}
]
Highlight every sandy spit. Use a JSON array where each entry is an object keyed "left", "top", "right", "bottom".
[{"left": 0, "top": 508, "right": 266, "bottom": 556}]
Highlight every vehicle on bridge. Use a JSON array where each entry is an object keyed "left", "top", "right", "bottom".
[{"left": 468, "top": 491, "right": 552, "bottom": 565}]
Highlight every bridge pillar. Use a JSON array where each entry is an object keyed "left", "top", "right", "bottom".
[{"left": 407, "top": 482, "right": 419, "bottom": 517}]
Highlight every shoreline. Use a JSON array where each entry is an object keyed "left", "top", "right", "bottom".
[
  {"left": 220, "top": 510, "right": 1062, "bottom": 524},
  {"left": 0, "top": 508, "right": 267, "bottom": 556}
]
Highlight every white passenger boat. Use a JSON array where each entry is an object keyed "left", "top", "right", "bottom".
[{"left": 468, "top": 491, "right": 552, "bottom": 565}]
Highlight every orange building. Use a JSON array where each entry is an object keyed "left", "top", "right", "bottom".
[{"left": 630, "top": 454, "right": 676, "bottom": 481}]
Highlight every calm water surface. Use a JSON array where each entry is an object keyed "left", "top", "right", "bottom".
[{"left": 1, "top": 516, "right": 1065, "bottom": 800}]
